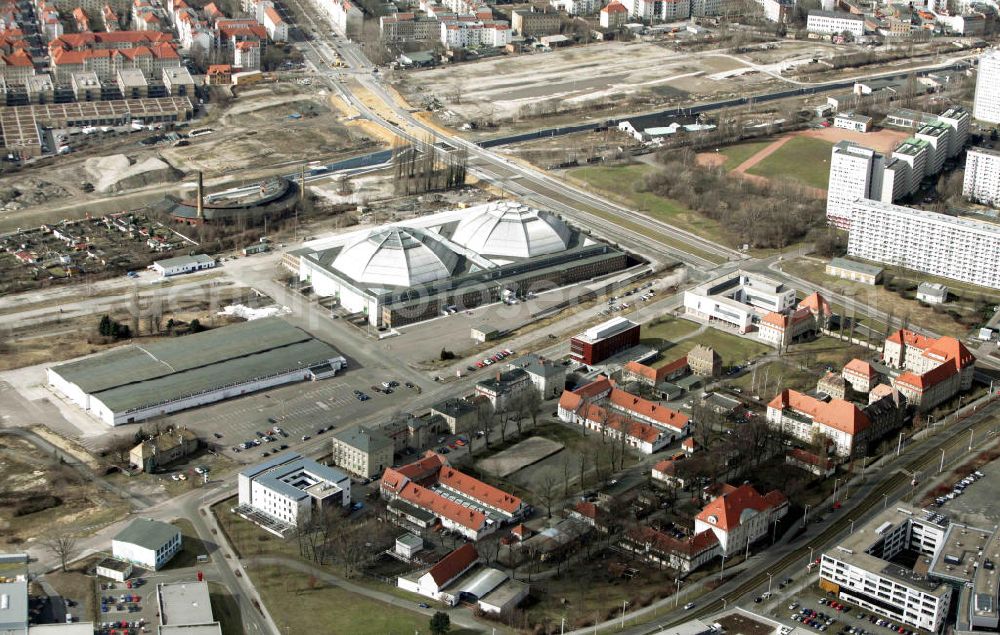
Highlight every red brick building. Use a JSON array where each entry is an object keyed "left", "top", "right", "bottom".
[{"left": 569, "top": 317, "right": 639, "bottom": 365}]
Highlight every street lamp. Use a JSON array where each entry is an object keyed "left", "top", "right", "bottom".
[
  {"left": 849, "top": 519, "right": 855, "bottom": 534},
  {"left": 833, "top": 478, "right": 842, "bottom": 502},
  {"left": 621, "top": 601, "right": 629, "bottom": 630},
  {"left": 675, "top": 578, "right": 683, "bottom": 608},
  {"left": 803, "top": 503, "right": 810, "bottom": 527},
  {"left": 939, "top": 448, "right": 946, "bottom": 473},
  {"left": 969, "top": 428, "right": 975, "bottom": 452},
  {"left": 767, "top": 571, "right": 773, "bottom": 595},
  {"left": 883, "top": 493, "right": 889, "bottom": 509}
]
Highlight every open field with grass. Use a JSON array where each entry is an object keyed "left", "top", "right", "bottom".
[
  {"left": 568, "top": 165, "right": 730, "bottom": 247},
  {"left": 252, "top": 561, "right": 475, "bottom": 635},
  {"left": 715, "top": 140, "right": 773, "bottom": 168},
  {"left": 639, "top": 316, "right": 701, "bottom": 350},
  {"left": 746, "top": 136, "right": 833, "bottom": 190},
  {"left": 780, "top": 257, "right": 990, "bottom": 337},
  {"left": 44, "top": 565, "right": 97, "bottom": 624},
  {"left": 650, "top": 323, "right": 771, "bottom": 366},
  {"left": 212, "top": 497, "right": 300, "bottom": 561}
]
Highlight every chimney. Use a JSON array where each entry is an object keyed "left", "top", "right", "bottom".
[{"left": 196, "top": 171, "right": 204, "bottom": 219}]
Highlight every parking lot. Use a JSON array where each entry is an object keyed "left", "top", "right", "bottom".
[
  {"left": 162, "top": 366, "right": 417, "bottom": 462},
  {"left": 95, "top": 576, "right": 154, "bottom": 634},
  {"left": 782, "top": 582, "right": 933, "bottom": 635},
  {"left": 927, "top": 461, "right": 996, "bottom": 527}
]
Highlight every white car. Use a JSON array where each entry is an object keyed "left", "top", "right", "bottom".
[{"left": 684, "top": 603, "right": 696, "bottom": 610}]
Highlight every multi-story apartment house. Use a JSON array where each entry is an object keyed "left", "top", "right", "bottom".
[
  {"left": 820, "top": 506, "right": 959, "bottom": 632},
  {"left": 234, "top": 39, "right": 259, "bottom": 69},
  {"left": 474, "top": 368, "right": 534, "bottom": 411},
  {"left": 914, "top": 121, "right": 952, "bottom": 175},
  {"left": 510, "top": 6, "right": 560, "bottom": 35},
  {"left": 599, "top": 1, "right": 627, "bottom": 27},
  {"left": 884, "top": 329, "right": 975, "bottom": 410},
  {"left": 549, "top": 0, "right": 600, "bottom": 15},
  {"left": 843, "top": 358, "right": 879, "bottom": 394},
  {"left": 936, "top": 106, "right": 969, "bottom": 157},
  {"left": 381, "top": 451, "right": 526, "bottom": 540},
  {"left": 619, "top": 0, "right": 691, "bottom": 21},
  {"left": 962, "top": 146, "right": 1000, "bottom": 205},
  {"left": 973, "top": 48, "right": 1000, "bottom": 124},
  {"left": 807, "top": 9, "right": 864, "bottom": 36},
  {"left": 380, "top": 13, "right": 441, "bottom": 42},
  {"left": 318, "top": 0, "right": 363, "bottom": 37},
  {"left": 557, "top": 375, "right": 689, "bottom": 453},
  {"left": 757, "top": 292, "right": 831, "bottom": 349},
  {"left": 440, "top": 18, "right": 510, "bottom": 48},
  {"left": 826, "top": 141, "right": 886, "bottom": 229},
  {"left": 847, "top": 200, "right": 1000, "bottom": 290},
  {"left": 758, "top": 0, "right": 792, "bottom": 22},
  {"left": 892, "top": 138, "right": 929, "bottom": 196},
  {"left": 693, "top": 484, "right": 788, "bottom": 555},
  {"left": 73, "top": 6, "right": 90, "bottom": 31},
  {"left": 103, "top": 4, "right": 120, "bottom": 30},
  {"left": 51, "top": 43, "right": 181, "bottom": 82},
  {"left": 261, "top": 4, "right": 287, "bottom": 41},
  {"left": 331, "top": 426, "right": 393, "bottom": 478},
  {"left": 766, "top": 389, "right": 873, "bottom": 457},
  {"left": 0, "top": 50, "right": 34, "bottom": 85}
]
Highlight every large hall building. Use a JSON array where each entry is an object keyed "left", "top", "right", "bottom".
[{"left": 293, "top": 201, "right": 634, "bottom": 327}]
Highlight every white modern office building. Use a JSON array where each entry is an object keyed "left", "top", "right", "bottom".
[
  {"left": 683, "top": 270, "right": 797, "bottom": 333},
  {"left": 847, "top": 200, "right": 1000, "bottom": 289},
  {"left": 820, "top": 506, "right": 998, "bottom": 633},
  {"left": 963, "top": 146, "right": 1000, "bottom": 205},
  {"left": 236, "top": 452, "right": 351, "bottom": 536},
  {"left": 974, "top": 48, "right": 1000, "bottom": 124},
  {"left": 826, "top": 141, "right": 885, "bottom": 228}
]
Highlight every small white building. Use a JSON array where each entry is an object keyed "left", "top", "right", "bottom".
[
  {"left": 112, "top": 518, "right": 181, "bottom": 570},
  {"left": 151, "top": 254, "right": 216, "bottom": 277},
  {"left": 834, "top": 112, "right": 872, "bottom": 133},
  {"left": 395, "top": 533, "right": 423, "bottom": 559},
  {"left": 916, "top": 282, "right": 948, "bottom": 304},
  {"left": 95, "top": 557, "right": 133, "bottom": 582}
]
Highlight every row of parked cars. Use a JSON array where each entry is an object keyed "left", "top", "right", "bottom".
[
  {"left": 471, "top": 349, "right": 515, "bottom": 370},
  {"left": 934, "top": 470, "right": 984, "bottom": 506}
]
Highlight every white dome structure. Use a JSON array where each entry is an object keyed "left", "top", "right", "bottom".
[
  {"left": 451, "top": 201, "right": 571, "bottom": 259},
  {"left": 332, "top": 227, "right": 458, "bottom": 287}
]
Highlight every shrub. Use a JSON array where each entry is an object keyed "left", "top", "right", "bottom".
[{"left": 14, "top": 495, "right": 62, "bottom": 516}]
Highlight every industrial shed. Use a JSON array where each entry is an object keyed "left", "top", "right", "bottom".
[{"left": 47, "top": 318, "right": 346, "bottom": 425}]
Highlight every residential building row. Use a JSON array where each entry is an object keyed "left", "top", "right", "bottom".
[
  {"left": 381, "top": 451, "right": 527, "bottom": 540},
  {"left": 557, "top": 375, "right": 690, "bottom": 454},
  {"left": 825, "top": 105, "right": 969, "bottom": 228},
  {"left": 846, "top": 199, "right": 1000, "bottom": 290}
]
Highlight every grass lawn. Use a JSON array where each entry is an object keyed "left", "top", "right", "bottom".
[
  {"left": 568, "top": 164, "right": 731, "bottom": 251},
  {"left": 212, "top": 498, "right": 300, "bottom": 561},
  {"left": 779, "top": 257, "right": 978, "bottom": 337},
  {"left": 44, "top": 567, "right": 97, "bottom": 623},
  {"left": 715, "top": 139, "right": 773, "bottom": 169},
  {"left": 657, "top": 326, "right": 771, "bottom": 366},
  {"left": 640, "top": 316, "right": 701, "bottom": 350},
  {"left": 208, "top": 582, "right": 244, "bottom": 635},
  {"left": 746, "top": 136, "right": 834, "bottom": 190},
  {"left": 166, "top": 518, "right": 209, "bottom": 569},
  {"left": 255, "top": 563, "right": 476, "bottom": 635}
]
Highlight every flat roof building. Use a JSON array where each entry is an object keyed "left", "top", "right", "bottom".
[
  {"left": 848, "top": 200, "right": 1000, "bottom": 290},
  {"left": 683, "top": 270, "right": 797, "bottom": 333},
  {"left": 962, "top": 146, "right": 1000, "bottom": 206},
  {"left": 237, "top": 452, "right": 351, "bottom": 536},
  {"left": 47, "top": 318, "right": 347, "bottom": 425},
  {"left": 156, "top": 581, "right": 215, "bottom": 627},
  {"left": 569, "top": 317, "right": 640, "bottom": 365},
  {"left": 825, "top": 257, "right": 883, "bottom": 285},
  {"left": 151, "top": 254, "right": 215, "bottom": 277},
  {"left": 113, "top": 518, "right": 181, "bottom": 570}
]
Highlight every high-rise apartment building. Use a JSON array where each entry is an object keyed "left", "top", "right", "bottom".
[
  {"left": 826, "top": 141, "right": 885, "bottom": 228},
  {"left": 847, "top": 200, "right": 1000, "bottom": 289},
  {"left": 974, "top": 48, "right": 1000, "bottom": 123},
  {"left": 963, "top": 146, "right": 1000, "bottom": 205}
]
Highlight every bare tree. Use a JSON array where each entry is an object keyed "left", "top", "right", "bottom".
[
  {"left": 105, "top": 435, "right": 135, "bottom": 466},
  {"left": 536, "top": 469, "right": 559, "bottom": 519},
  {"left": 475, "top": 399, "right": 495, "bottom": 449},
  {"left": 42, "top": 531, "right": 79, "bottom": 572}
]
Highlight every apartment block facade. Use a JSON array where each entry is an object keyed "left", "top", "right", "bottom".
[
  {"left": 962, "top": 146, "right": 1000, "bottom": 205},
  {"left": 847, "top": 200, "right": 1000, "bottom": 290},
  {"left": 826, "top": 141, "right": 885, "bottom": 228},
  {"left": 974, "top": 48, "right": 1000, "bottom": 124}
]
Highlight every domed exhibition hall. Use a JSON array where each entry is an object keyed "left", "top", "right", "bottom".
[{"left": 293, "top": 201, "right": 638, "bottom": 328}]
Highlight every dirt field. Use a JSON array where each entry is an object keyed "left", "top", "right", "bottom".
[
  {"left": 478, "top": 436, "right": 565, "bottom": 478},
  {"left": 0, "top": 434, "right": 128, "bottom": 546},
  {"left": 398, "top": 40, "right": 836, "bottom": 126},
  {"left": 697, "top": 126, "right": 910, "bottom": 193}
]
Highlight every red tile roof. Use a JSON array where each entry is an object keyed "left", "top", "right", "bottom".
[
  {"left": 574, "top": 402, "right": 666, "bottom": 444},
  {"left": 573, "top": 501, "right": 599, "bottom": 519},
  {"left": 623, "top": 357, "right": 688, "bottom": 383},
  {"left": 886, "top": 328, "right": 934, "bottom": 350},
  {"left": 767, "top": 389, "right": 870, "bottom": 435},
  {"left": 557, "top": 375, "right": 613, "bottom": 412},
  {"left": 652, "top": 459, "right": 677, "bottom": 476},
  {"left": 844, "top": 358, "right": 876, "bottom": 378},
  {"left": 2, "top": 49, "right": 32, "bottom": 66},
  {"left": 798, "top": 292, "right": 831, "bottom": 316},
  {"left": 695, "top": 484, "right": 786, "bottom": 531},
  {"left": 787, "top": 448, "right": 833, "bottom": 470},
  {"left": 761, "top": 311, "right": 787, "bottom": 328},
  {"left": 438, "top": 466, "right": 522, "bottom": 514},
  {"left": 602, "top": 1, "right": 627, "bottom": 12},
  {"left": 682, "top": 437, "right": 696, "bottom": 451},
  {"left": 399, "top": 481, "right": 487, "bottom": 532},
  {"left": 50, "top": 31, "right": 173, "bottom": 51},
  {"left": 608, "top": 388, "right": 688, "bottom": 431},
  {"left": 264, "top": 5, "right": 284, "bottom": 24},
  {"left": 427, "top": 543, "right": 478, "bottom": 587},
  {"left": 626, "top": 526, "right": 718, "bottom": 557}
]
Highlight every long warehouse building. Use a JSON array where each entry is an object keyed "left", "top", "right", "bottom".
[{"left": 47, "top": 318, "right": 346, "bottom": 426}]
